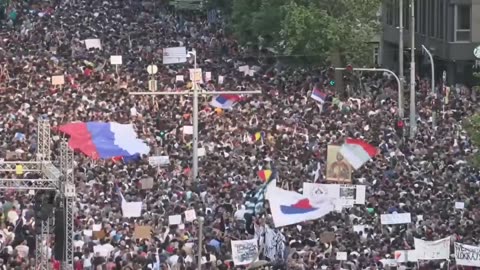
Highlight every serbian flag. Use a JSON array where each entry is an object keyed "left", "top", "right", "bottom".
[
  {"left": 257, "top": 170, "right": 272, "bottom": 182},
  {"left": 311, "top": 88, "right": 327, "bottom": 103},
  {"left": 339, "top": 138, "right": 378, "bottom": 170},
  {"left": 210, "top": 94, "right": 241, "bottom": 109},
  {"left": 57, "top": 122, "right": 150, "bottom": 160},
  {"left": 267, "top": 186, "right": 334, "bottom": 227}
]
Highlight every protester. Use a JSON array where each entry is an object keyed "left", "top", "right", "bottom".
[{"left": 0, "top": 0, "right": 477, "bottom": 269}]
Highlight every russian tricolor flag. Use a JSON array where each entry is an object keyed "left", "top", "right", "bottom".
[
  {"left": 339, "top": 138, "right": 378, "bottom": 170},
  {"left": 311, "top": 88, "right": 327, "bottom": 103},
  {"left": 58, "top": 122, "right": 150, "bottom": 160},
  {"left": 210, "top": 94, "right": 241, "bottom": 109}
]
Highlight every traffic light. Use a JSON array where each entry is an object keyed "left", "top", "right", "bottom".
[
  {"left": 346, "top": 64, "right": 353, "bottom": 72},
  {"left": 329, "top": 80, "right": 336, "bottom": 86},
  {"left": 327, "top": 67, "right": 335, "bottom": 86}
]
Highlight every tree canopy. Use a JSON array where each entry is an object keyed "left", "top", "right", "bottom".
[
  {"left": 229, "top": 0, "right": 381, "bottom": 66},
  {"left": 464, "top": 112, "right": 480, "bottom": 167}
]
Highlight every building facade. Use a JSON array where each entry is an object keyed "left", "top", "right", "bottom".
[{"left": 381, "top": 0, "right": 480, "bottom": 86}]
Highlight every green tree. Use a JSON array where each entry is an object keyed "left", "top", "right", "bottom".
[
  {"left": 229, "top": 0, "right": 381, "bottom": 93},
  {"left": 464, "top": 112, "right": 480, "bottom": 167}
]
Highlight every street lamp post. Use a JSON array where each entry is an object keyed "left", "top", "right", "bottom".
[
  {"left": 409, "top": 0, "right": 416, "bottom": 139},
  {"left": 421, "top": 45, "right": 435, "bottom": 128},
  {"left": 399, "top": 0, "right": 405, "bottom": 118},
  {"left": 334, "top": 67, "right": 402, "bottom": 114},
  {"left": 130, "top": 50, "right": 262, "bottom": 181}
]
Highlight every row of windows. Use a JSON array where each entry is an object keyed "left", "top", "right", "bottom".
[{"left": 384, "top": 0, "right": 471, "bottom": 42}]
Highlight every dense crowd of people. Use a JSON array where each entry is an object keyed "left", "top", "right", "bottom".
[{"left": 0, "top": 0, "right": 477, "bottom": 269}]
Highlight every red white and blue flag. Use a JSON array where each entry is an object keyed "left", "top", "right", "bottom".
[
  {"left": 267, "top": 186, "right": 334, "bottom": 227},
  {"left": 210, "top": 94, "right": 241, "bottom": 109},
  {"left": 58, "top": 122, "right": 150, "bottom": 160},
  {"left": 311, "top": 88, "right": 327, "bottom": 103}
]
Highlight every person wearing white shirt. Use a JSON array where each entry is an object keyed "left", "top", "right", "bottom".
[
  {"left": 83, "top": 252, "right": 93, "bottom": 270},
  {"left": 15, "top": 241, "right": 29, "bottom": 258}
]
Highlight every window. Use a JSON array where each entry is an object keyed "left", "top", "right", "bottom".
[
  {"left": 428, "top": 0, "right": 435, "bottom": 36},
  {"left": 436, "top": 0, "right": 444, "bottom": 39},
  {"left": 373, "top": 46, "right": 379, "bottom": 66},
  {"left": 454, "top": 5, "right": 471, "bottom": 42}
]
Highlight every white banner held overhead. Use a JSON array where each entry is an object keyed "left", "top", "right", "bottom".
[
  {"left": 148, "top": 156, "right": 170, "bottom": 166},
  {"left": 110, "top": 55, "right": 123, "bottom": 65},
  {"left": 303, "top": 183, "right": 366, "bottom": 210},
  {"left": 231, "top": 239, "right": 258, "bottom": 266},
  {"left": 380, "top": 213, "right": 411, "bottom": 225},
  {"left": 163, "top": 47, "right": 187, "bottom": 64},
  {"left": 121, "top": 201, "right": 142, "bottom": 218},
  {"left": 84, "top": 39, "right": 102, "bottom": 50},
  {"left": 395, "top": 250, "right": 419, "bottom": 262},
  {"left": 455, "top": 242, "right": 480, "bottom": 267},
  {"left": 414, "top": 237, "right": 450, "bottom": 260}
]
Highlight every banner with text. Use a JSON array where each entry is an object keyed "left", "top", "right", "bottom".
[
  {"left": 231, "top": 238, "right": 258, "bottom": 266},
  {"left": 455, "top": 242, "right": 480, "bottom": 267},
  {"left": 414, "top": 237, "right": 450, "bottom": 260}
]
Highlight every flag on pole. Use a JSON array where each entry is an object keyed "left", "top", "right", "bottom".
[
  {"left": 267, "top": 186, "right": 334, "bottom": 227},
  {"left": 257, "top": 170, "right": 272, "bottom": 182},
  {"left": 339, "top": 138, "right": 378, "bottom": 170},
  {"left": 210, "top": 95, "right": 241, "bottom": 109},
  {"left": 310, "top": 88, "right": 327, "bottom": 103}
]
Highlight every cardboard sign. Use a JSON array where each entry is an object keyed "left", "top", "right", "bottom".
[
  {"left": 110, "top": 55, "right": 123, "bottom": 65},
  {"left": 184, "top": 209, "right": 197, "bottom": 222},
  {"left": 51, "top": 75, "right": 65, "bottom": 85},
  {"left": 320, "top": 231, "right": 335, "bottom": 243},
  {"left": 140, "top": 177, "right": 154, "bottom": 189},
  {"left": 133, "top": 225, "right": 152, "bottom": 240}
]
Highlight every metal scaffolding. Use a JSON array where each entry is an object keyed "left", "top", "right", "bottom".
[{"left": 0, "top": 119, "right": 75, "bottom": 270}]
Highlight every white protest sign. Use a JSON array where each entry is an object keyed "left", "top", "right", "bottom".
[
  {"left": 93, "top": 245, "right": 110, "bottom": 257},
  {"left": 205, "top": 72, "right": 212, "bottom": 82},
  {"left": 51, "top": 75, "right": 65, "bottom": 85},
  {"left": 198, "top": 147, "right": 206, "bottom": 157},
  {"left": 83, "top": 230, "right": 93, "bottom": 237},
  {"left": 238, "top": 65, "right": 249, "bottom": 75},
  {"left": 176, "top": 75, "right": 184, "bottom": 82},
  {"left": 163, "top": 47, "right": 187, "bottom": 64},
  {"left": 380, "top": 213, "right": 411, "bottom": 225},
  {"left": 84, "top": 38, "right": 102, "bottom": 50},
  {"left": 353, "top": 225, "right": 371, "bottom": 234},
  {"left": 110, "top": 55, "right": 123, "bottom": 65},
  {"left": 455, "top": 202, "right": 465, "bottom": 209},
  {"left": 121, "top": 201, "right": 142, "bottom": 218},
  {"left": 183, "top": 126, "right": 193, "bottom": 135},
  {"left": 189, "top": 68, "right": 203, "bottom": 83},
  {"left": 168, "top": 215, "right": 182, "bottom": 225},
  {"left": 218, "top": 75, "right": 224, "bottom": 84},
  {"left": 414, "top": 237, "right": 450, "bottom": 260},
  {"left": 148, "top": 156, "right": 170, "bottom": 166},
  {"left": 455, "top": 242, "right": 480, "bottom": 267},
  {"left": 184, "top": 209, "right": 197, "bottom": 222},
  {"left": 336, "top": 252, "right": 347, "bottom": 261},
  {"left": 303, "top": 183, "right": 366, "bottom": 210},
  {"left": 92, "top": 224, "right": 102, "bottom": 231},
  {"left": 231, "top": 238, "right": 258, "bottom": 265},
  {"left": 394, "top": 250, "right": 419, "bottom": 262}
]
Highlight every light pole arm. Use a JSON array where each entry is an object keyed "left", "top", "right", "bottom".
[{"left": 335, "top": 67, "right": 403, "bottom": 117}]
